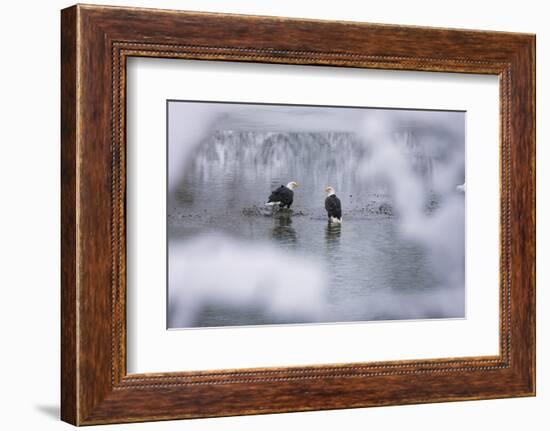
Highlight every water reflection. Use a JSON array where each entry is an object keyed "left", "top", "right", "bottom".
[
  {"left": 271, "top": 214, "right": 297, "bottom": 245},
  {"left": 324, "top": 223, "right": 341, "bottom": 249}
]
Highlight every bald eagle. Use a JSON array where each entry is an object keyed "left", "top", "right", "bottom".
[
  {"left": 266, "top": 181, "right": 298, "bottom": 209},
  {"left": 325, "top": 186, "right": 342, "bottom": 224}
]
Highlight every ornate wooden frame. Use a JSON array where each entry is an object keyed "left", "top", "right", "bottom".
[{"left": 61, "top": 4, "right": 536, "bottom": 425}]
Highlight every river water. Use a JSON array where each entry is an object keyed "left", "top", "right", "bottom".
[{"left": 168, "top": 129, "right": 465, "bottom": 328}]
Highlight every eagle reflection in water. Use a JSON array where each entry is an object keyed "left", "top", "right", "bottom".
[
  {"left": 271, "top": 213, "right": 297, "bottom": 246},
  {"left": 325, "top": 223, "right": 341, "bottom": 249}
]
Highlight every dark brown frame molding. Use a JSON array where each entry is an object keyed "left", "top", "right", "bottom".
[{"left": 61, "top": 4, "right": 536, "bottom": 425}]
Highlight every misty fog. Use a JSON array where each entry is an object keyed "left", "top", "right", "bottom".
[{"left": 167, "top": 101, "right": 465, "bottom": 328}]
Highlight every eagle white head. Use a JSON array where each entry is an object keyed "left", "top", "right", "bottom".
[
  {"left": 286, "top": 181, "right": 299, "bottom": 190},
  {"left": 325, "top": 186, "right": 335, "bottom": 196}
]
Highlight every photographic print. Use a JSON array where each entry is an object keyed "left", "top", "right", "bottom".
[{"left": 167, "top": 101, "right": 465, "bottom": 329}]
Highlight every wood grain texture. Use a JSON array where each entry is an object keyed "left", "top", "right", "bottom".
[
  {"left": 60, "top": 5, "right": 78, "bottom": 425},
  {"left": 60, "top": 4, "right": 536, "bottom": 425}
]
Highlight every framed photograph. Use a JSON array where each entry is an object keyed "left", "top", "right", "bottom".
[{"left": 61, "top": 4, "right": 535, "bottom": 425}]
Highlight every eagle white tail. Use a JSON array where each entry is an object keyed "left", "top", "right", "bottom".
[
  {"left": 265, "top": 201, "right": 280, "bottom": 206},
  {"left": 329, "top": 217, "right": 342, "bottom": 225}
]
